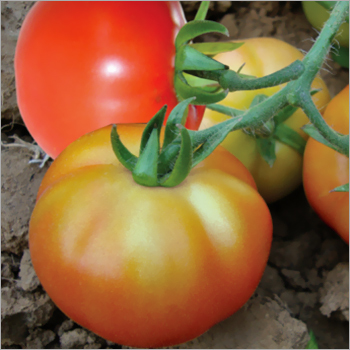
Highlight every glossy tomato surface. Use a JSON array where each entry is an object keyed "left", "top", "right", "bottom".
[
  {"left": 201, "top": 37, "right": 331, "bottom": 203},
  {"left": 15, "top": 2, "right": 204, "bottom": 158},
  {"left": 303, "top": 85, "right": 349, "bottom": 244},
  {"left": 30, "top": 124, "right": 272, "bottom": 348}
]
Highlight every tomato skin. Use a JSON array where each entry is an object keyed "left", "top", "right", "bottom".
[
  {"left": 15, "top": 2, "right": 204, "bottom": 159},
  {"left": 30, "top": 124, "right": 272, "bottom": 348},
  {"left": 303, "top": 86, "right": 349, "bottom": 244},
  {"left": 201, "top": 38, "right": 331, "bottom": 203}
]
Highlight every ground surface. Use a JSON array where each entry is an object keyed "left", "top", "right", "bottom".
[{"left": 1, "top": 1, "right": 349, "bottom": 349}]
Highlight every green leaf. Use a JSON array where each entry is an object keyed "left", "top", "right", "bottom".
[
  {"left": 256, "top": 137, "right": 276, "bottom": 167},
  {"left": 306, "top": 330, "right": 318, "bottom": 349},
  {"left": 175, "top": 20, "right": 229, "bottom": 49},
  {"left": 206, "top": 103, "right": 244, "bottom": 117},
  {"left": 331, "top": 183, "right": 349, "bottom": 192},
  {"left": 302, "top": 124, "right": 345, "bottom": 154},
  {"left": 274, "top": 124, "right": 306, "bottom": 155},
  {"left": 140, "top": 105, "right": 167, "bottom": 154},
  {"left": 163, "top": 97, "right": 195, "bottom": 150},
  {"left": 189, "top": 42, "right": 244, "bottom": 56},
  {"left": 160, "top": 126, "right": 193, "bottom": 187},
  {"left": 110, "top": 125, "right": 138, "bottom": 172},
  {"left": 176, "top": 45, "right": 228, "bottom": 72},
  {"left": 132, "top": 128, "right": 159, "bottom": 187},
  {"left": 174, "top": 72, "right": 228, "bottom": 105},
  {"left": 194, "top": 1, "right": 210, "bottom": 21}
]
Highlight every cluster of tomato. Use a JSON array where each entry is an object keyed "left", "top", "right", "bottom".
[{"left": 15, "top": 2, "right": 348, "bottom": 348}]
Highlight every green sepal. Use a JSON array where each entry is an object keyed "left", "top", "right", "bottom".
[
  {"left": 199, "top": 85, "right": 224, "bottom": 93},
  {"left": 256, "top": 137, "right": 276, "bottom": 167},
  {"left": 140, "top": 105, "right": 167, "bottom": 153},
  {"left": 331, "top": 183, "right": 349, "bottom": 192},
  {"left": 132, "top": 128, "right": 159, "bottom": 187},
  {"left": 158, "top": 142, "right": 181, "bottom": 176},
  {"left": 111, "top": 125, "right": 138, "bottom": 171},
  {"left": 274, "top": 124, "right": 306, "bottom": 155},
  {"left": 176, "top": 45, "right": 228, "bottom": 72},
  {"left": 189, "top": 42, "right": 244, "bottom": 57},
  {"left": 194, "top": 1, "right": 210, "bottom": 21},
  {"left": 192, "top": 117, "right": 242, "bottom": 166},
  {"left": 175, "top": 20, "right": 229, "bottom": 49},
  {"left": 306, "top": 330, "right": 318, "bottom": 349},
  {"left": 174, "top": 72, "right": 228, "bottom": 105},
  {"left": 183, "top": 73, "right": 218, "bottom": 87},
  {"left": 206, "top": 103, "right": 244, "bottom": 117},
  {"left": 160, "top": 126, "right": 193, "bottom": 187},
  {"left": 163, "top": 97, "right": 195, "bottom": 150},
  {"left": 302, "top": 124, "right": 347, "bottom": 155}
]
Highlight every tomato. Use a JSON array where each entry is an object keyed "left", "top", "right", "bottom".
[
  {"left": 302, "top": 1, "right": 349, "bottom": 48},
  {"left": 303, "top": 85, "right": 349, "bottom": 244},
  {"left": 15, "top": 2, "right": 204, "bottom": 159},
  {"left": 29, "top": 123, "right": 272, "bottom": 348},
  {"left": 201, "top": 37, "right": 331, "bottom": 203}
]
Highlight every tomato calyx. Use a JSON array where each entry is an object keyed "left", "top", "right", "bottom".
[
  {"left": 111, "top": 96, "right": 244, "bottom": 188},
  {"left": 174, "top": 20, "right": 232, "bottom": 105},
  {"left": 174, "top": 1, "right": 306, "bottom": 104},
  {"left": 111, "top": 98, "right": 196, "bottom": 187}
]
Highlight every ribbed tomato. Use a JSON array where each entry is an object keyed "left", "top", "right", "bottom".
[{"left": 29, "top": 123, "right": 272, "bottom": 348}]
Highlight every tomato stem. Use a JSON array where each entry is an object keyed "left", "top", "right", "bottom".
[{"left": 186, "top": 60, "right": 305, "bottom": 92}]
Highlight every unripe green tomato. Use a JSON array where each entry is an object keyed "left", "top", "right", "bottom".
[{"left": 302, "top": 1, "right": 349, "bottom": 47}]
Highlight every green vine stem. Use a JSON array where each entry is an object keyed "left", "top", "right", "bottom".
[
  {"left": 288, "top": 0, "right": 349, "bottom": 156},
  {"left": 183, "top": 0, "right": 349, "bottom": 157},
  {"left": 112, "top": 1, "right": 349, "bottom": 188},
  {"left": 186, "top": 59, "right": 305, "bottom": 92}
]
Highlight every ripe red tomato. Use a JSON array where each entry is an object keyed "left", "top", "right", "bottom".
[
  {"left": 15, "top": 2, "right": 204, "bottom": 158},
  {"left": 30, "top": 124, "right": 272, "bottom": 348},
  {"left": 303, "top": 85, "right": 349, "bottom": 244}
]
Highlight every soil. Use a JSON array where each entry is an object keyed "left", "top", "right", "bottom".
[{"left": 1, "top": 1, "right": 349, "bottom": 349}]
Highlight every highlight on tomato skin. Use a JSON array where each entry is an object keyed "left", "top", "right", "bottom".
[
  {"left": 303, "top": 85, "right": 349, "bottom": 244},
  {"left": 15, "top": 1, "right": 204, "bottom": 159},
  {"left": 29, "top": 123, "right": 273, "bottom": 348},
  {"left": 201, "top": 37, "right": 331, "bottom": 203}
]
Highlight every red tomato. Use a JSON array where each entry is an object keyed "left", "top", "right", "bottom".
[
  {"left": 15, "top": 2, "right": 204, "bottom": 158},
  {"left": 30, "top": 124, "right": 272, "bottom": 348},
  {"left": 303, "top": 85, "right": 349, "bottom": 243}
]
